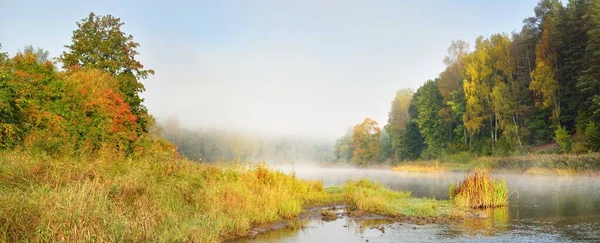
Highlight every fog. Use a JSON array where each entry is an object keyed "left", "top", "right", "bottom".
[{"left": 0, "top": 0, "right": 539, "bottom": 141}]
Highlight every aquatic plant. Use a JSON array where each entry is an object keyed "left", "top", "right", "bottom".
[{"left": 449, "top": 170, "right": 509, "bottom": 209}]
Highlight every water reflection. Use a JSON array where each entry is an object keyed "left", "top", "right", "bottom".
[
  {"left": 238, "top": 164, "right": 600, "bottom": 242},
  {"left": 443, "top": 207, "right": 511, "bottom": 238}
]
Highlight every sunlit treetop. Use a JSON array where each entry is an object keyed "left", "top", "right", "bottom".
[{"left": 59, "top": 12, "right": 154, "bottom": 80}]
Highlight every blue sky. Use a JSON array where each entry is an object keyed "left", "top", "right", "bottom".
[{"left": 0, "top": 0, "right": 540, "bottom": 140}]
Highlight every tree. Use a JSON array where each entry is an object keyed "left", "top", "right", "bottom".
[
  {"left": 439, "top": 40, "right": 469, "bottom": 148},
  {"left": 559, "top": 0, "right": 589, "bottom": 131},
  {"left": 577, "top": 0, "right": 600, "bottom": 124},
  {"left": 333, "top": 128, "right": 353, "bottom": 162},
  {"left": 60, "top": 12, "right": 154, "bottom": 132},
  {"left": 351, "top": 118, "right": 381, "bottom": 165},
  {"left": 23, "top": 45, "right": 49, "bottom": 63},
  {"left": 554, "top": 125, "right": 572, "bottom": 153},
  {"left": 530, "top": 14, "right": 560, "bottom": 123},
  {"left": 384, "top": 88, "right": 413, "bottom": 161},
  {"left": 463, "top": 37, "right": 493, "bottom": 148},
  {"left": 415, "top": 79, "right": 446, "bottom": 157}
]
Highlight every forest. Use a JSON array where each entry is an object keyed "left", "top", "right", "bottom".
[
  {"left": 160, "top": 116, "right": 333, "bottom": 163},
  {"left": 335, "top": 0, "right": 600, "bottom": 165}
]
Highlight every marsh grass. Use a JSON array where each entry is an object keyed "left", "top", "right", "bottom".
[
  {"left": 343, "top": 178, "right": 458, "bottom": 217},
  {"left": 391, "top": 163, "right": 447, "bottom": 173},
  {"left": 0, "top": 151, "right": 331, "bottom": 242},
  {"left": 449, "top": 170, "right": 509, "bottom": 209}
]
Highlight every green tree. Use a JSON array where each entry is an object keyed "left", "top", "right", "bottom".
[
  {"left": 577, "top": 0, "right": 600, "bottom": 125},
  {"left": 554, "top": 125, "right": 572, "bottom": 153},
  {"left": 60, "top": 12, "right": 154, "bottom": 132},
  {"left": 384, "top": 88, "right": 413, "bottom": 161},
  {"left": 559, "top": 0, "right": 589, "bottom": 131},
  {"left": 583, "top": 121, "right": 600, "bottom": 152},
  {"left": 415, "top": 79, "right": 446, "bottom": 158}
]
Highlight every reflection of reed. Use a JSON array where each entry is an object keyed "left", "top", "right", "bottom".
[
  {"left": 458, "top": 207, "right": 510, "bottom": 236},
  {"left": 344, "top": 218, "right": 392, "bottom": 234}
]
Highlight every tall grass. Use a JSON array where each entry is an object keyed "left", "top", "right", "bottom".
[
  {"left": 0, "top": 151, "right": 331, "bottom": 242},
  {"left": 449, "top": 171, "right": 508, "bottom": 209}
]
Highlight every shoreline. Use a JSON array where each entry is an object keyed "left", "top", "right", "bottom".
[
  {"left": 228, "top": 204, "right": 469, "bottom": 241},
  {"left": 389, "top": 153, "right": 600, "bottom": 176}
]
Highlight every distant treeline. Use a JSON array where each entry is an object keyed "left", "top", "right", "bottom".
[
  {"left": 161, "top": 117, "right": 333, "bottom": 163},
  {"left": 336, "top": 0, "right": 600, "bottom": 165},
  {"left": 0, "top": 13, "right": 175, "bottom": 158}
]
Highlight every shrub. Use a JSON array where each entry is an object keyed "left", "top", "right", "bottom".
[
  {"left": 583, "top": 121, "right": 600, "bottom": 152},
  {"left": 554, "top": 125, "right": 573, "bottom": 153}
]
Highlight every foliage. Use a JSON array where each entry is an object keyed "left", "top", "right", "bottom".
[
  {"left": 415, "top": 79, "right": 447, "bottom": 158},
  {"left": 0, "top": 13, "right": 170, "bottom": 158},
  {"left": 384, "top": 88, "right": 413, "bottom": 161},
  {"left": 59, "top": 12, "right": 154, "bottom": 132},
  {"left": 353, "top": 1, "right": 600, "bottom": 163},
  {"left": 554, "top": 125, "right": 572, "bottom": 153},
  {"left": 351, "top": 118, "right": 381, "bottom": 165},
  {"left": 583, "top": 121, "right": 600, "bottom": 152}
]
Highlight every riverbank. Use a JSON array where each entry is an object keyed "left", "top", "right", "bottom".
[
  {"left": 391, "top": 153, "right": 600, "bottom": 175},
  {"left": 0, "top": 151, "right": 467, "bottom": 242}
]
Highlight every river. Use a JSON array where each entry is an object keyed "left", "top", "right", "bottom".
[{"left": 233, "top": 164, "right": 600, "bottom": 242}]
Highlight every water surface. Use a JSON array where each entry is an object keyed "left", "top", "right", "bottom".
[{"left": 236, "top": 164, "right": 600, "bottom": 242}]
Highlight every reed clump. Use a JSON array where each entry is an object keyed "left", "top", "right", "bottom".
[{"left": 449, "top": 170, "right": 508, "bottom": 209}]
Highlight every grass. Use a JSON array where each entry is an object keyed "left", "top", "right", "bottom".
[
  {"left": 391, "top": 162, "right": 447, "bottom": 173},
  {"left": 0, "top": 151, "right": 463, "bottom": 242},
  {"left": 342, "top": 178, "right": 460, "bottom": 217},
  {"left": 449, "top": 170, "right": 509, "bottom": 209},
  {"left": 390, "top": 153, "right": 600, "bottom": 175},
  {"left": 0, "top": 151, "right": 331, "bottom": 242}
]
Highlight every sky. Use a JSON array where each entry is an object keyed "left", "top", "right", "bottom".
[{"left": 0, "top": 0, "right": 540, "bottom": 141}]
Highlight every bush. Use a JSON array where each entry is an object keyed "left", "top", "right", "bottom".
[
  {"left": 583, "top": 121, "right": 600, "bottom": 152},
  {"left": 554, "top": 125, "right": 573, "bottom": 153}
]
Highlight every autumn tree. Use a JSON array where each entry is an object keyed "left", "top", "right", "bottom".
[
  {"left": 529, "top": 13, "right": 561, "bottom": 124},
  {"left": 439, "top": 40, "right": 469, "bottom": 148},
  {"left": 351, "top": 118, "right": 381, "bottom": 165},
  {"left": 60, "top": 12, "right": 154, "bottom": 132},
  {"left": 463, "top": 37, "right": 493, "bottom": 149}
]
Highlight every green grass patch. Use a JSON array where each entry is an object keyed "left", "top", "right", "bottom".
[{"left": 342, "top": 178, "right": 460, "bottom": 217}]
